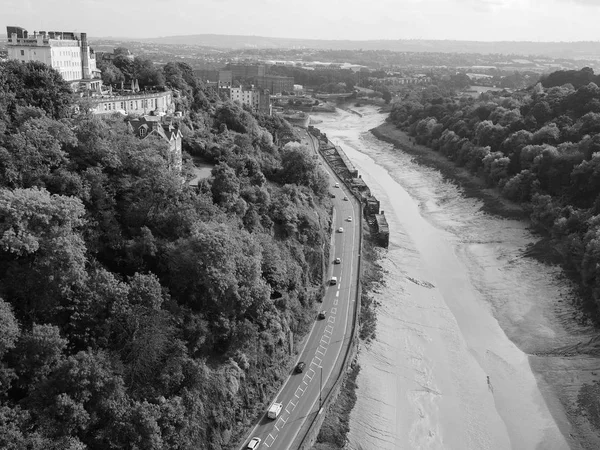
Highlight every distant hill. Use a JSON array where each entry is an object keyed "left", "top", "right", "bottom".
[{"left": 130, "top": 34, "right": 600, "bottom": 59}]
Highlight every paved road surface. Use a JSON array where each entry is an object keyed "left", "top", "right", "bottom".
[{"left": 238, "top": 130, "right": 360, "bottom": 450}]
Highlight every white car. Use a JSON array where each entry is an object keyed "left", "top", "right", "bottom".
[
  {"left": 247, "top": 437, "right": 261, "bottom": 449},
  {"left": 337, "top": 227, "right": 343, "bottom": 233},
  {"left": 334, "top": 183, "right": 340, "bottom": 188},
  {"left": 347, "top": 216, "right": 352, "bottom": 222},
  {"left": 334, "top": 257, "right": 341, "bottom": 264}
]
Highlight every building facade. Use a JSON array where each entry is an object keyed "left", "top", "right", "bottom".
[
  {"left": 194, "top": 69, "right": 232, "bottom": 87},
  {"left": 227, "top": 64, "right": 266, "bottom": 80},
  {"left": 90, "top": 90, "right": 174, "bottom": 116},
  {"left": 254, "top": 75, "right": 294, "bottom": 94},
  {"left": 6, "top": 26, "right": 102, "bottom": 92},
  {"left": 229, "top": 86, "right": 270, "bottom": 114}
]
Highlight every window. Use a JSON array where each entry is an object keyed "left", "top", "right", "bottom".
[{"left": 20, "top": 50, "right": 24, "bottom": 56}]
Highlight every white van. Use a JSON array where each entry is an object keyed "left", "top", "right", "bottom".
[
  {"left": 267, "top": 402, "right": 282, "bottom": 419},
  {"left": 330, "top": 276, "right": 338, "bottom": 285}
]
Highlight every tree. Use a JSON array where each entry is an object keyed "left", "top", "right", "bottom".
[
  {"left": 0, "top": 187, "right": 87, "bottom": 321},
  {"left": 0, "top": 60, "right": 74, "bottom": 119},
  {"left": 97, "top": 62, "right": 124, "bottom": 87},
  {"left": 0, "top": 298, "right": 19, "bottom": 358},
  {"left": 13, "top": 323, "right": 67, "bottom": 390}
]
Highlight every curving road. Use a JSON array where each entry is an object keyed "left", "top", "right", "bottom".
[{"left": 238, "top": 130, "right": 360, "bottom": 450}]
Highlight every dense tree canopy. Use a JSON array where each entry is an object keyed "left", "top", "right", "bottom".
[
  {"left": 389, "top": 67, "right": 600, "bottom": 317},
  {"left": 0, "top": 58, "right": 330, "bottom": 449}
]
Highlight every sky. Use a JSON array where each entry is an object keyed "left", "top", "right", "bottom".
[{"left": 3, "top": 0, "right": 599, "bottom": 42}]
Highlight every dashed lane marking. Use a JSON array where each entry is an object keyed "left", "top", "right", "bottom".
[
  {"left": 276, "top": 416, "right": 286, "bottom": 430},
  {"left": 313, "top": 355, "right": 322, "bottom": 366},
  {"left": 331, "top": 307, "right": 337, "bottom": 315},
  {"left": 334, "top": 298, "right": 338, "bottom": 306},
  {"left": 286, "top": 401, "right": 296, "bottom": 413},
  {"left": 321, "top": 335, "right": 331, "bottom": 345},
  {"left": 318, "top": 344, "right": 327, "bottom": 355},
  {"left": 336, "top": 291, "right": 340, "bottom": 297},
  {"left": 307, "top": 368, "right": 315, "bottom": 379},
  {"left": 328, "top": 316, "right": 336, "bottom": 324},
  {"left": 265, "top": 434, "right": 276, "bottom": 447},
  {"left": 325, "top": 324, "right": 334, "bottom": 334},
  {"left": 295, "top": 387, "right": 304, "bottom": 397}
]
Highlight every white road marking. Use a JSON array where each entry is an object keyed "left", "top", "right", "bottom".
[
  {"left": 321, "top": 335, "right": 331, "bottom": 345},
  {"left": 328, "top": 316, "right": 336, "bottom": 324},
  {"left": 336, "top": 291, "right": 340, "bottom": 297},
  {"left": 314, "top": 355, "right": 322, "bottom": 366},
  {"left": 276, "top": 416, "right": 286, "bottom": 429},
  {"left": 325, "top": 324, "right": 334, "bottom": 334},
  {"left": 318, "top": 344, "right": 328, "bottom": 355},
  {"left": 334, "top": 298, "right": 339, "bottom": 306},
  {"left": 265, "top": 434, "right": 276, "bottom": 447},
  {"left": 331, "top": 307, "right": 337, "bottom": 315}
]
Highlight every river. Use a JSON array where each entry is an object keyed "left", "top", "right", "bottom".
[{"left": 310, "top": 107, "right": 600, "bottom": 450}]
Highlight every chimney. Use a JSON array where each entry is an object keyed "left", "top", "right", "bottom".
[{"left": 81, "top": 32, "right": 90, "bottom": 79}]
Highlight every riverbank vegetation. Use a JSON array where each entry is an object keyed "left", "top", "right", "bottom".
[
  {"left": 387, "top": 67, "right": 600, "bottom": 322},
  {"left": 0, "top": 59, "right": 331, "bottom": 449}
]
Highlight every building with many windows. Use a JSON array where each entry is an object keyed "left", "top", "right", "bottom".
[
  {"left": 6, "top": 26, "right": 102, "bottom": 92},
  {"left": 227, "top": 63, "right": 266, "bottom": 80},
  {"left": 254, "top": 75, "right": 294, "bottom": 94},
  {"left": 227, "top": 86, "right": 271, "bottom": 115},
  {"left": 90, "top": 90, "right": 174, "bottom": 116}
]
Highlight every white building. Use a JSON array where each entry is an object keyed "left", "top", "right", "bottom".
[
  {"left": 91, "top": 90, "right": 174, "bottom": 116},
  {"left": 229, "top": 86, "right": 271, "bottom": 114},
  {"left": 6, "top": 26, "right": 102, "bottom": 92}
]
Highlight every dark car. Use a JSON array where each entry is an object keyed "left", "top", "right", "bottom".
[
  {"left": 329, "top": 193, "right": 336, "bottom": 198},
  {"left": 318, "top": 310, "right": 326, "bottom": 320},
  {"left": 295, "top": 362, "right": 306, "bottom": 373}
]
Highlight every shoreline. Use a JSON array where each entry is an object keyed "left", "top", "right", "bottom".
[
  {"left": 368, "top": 117, "right": 600, "bottom": 450},
  {"left": 370, "top": 122, "right": 528, "bottom": 221}
]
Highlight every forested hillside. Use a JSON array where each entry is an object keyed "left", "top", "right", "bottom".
[
  {"left": 389, "top": 67, "right": 600, "bottom": 318},
  {"left": 0, "top": 59, "right": 331, "bottom": 449}
]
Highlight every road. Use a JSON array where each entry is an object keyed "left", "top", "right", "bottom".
[{"left": 238, "top": 130, "right": 360, "bottom": 450}]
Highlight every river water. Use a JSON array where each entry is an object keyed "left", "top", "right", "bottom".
[{"left": 311, "top": 107, "right": 600, "bottom": 450}]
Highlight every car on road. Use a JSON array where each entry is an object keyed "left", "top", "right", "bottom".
[
  {"left": 329, "top": 193, "right": 335, "bottom": 198},
  {"left": 330, "top": 276, "right": 338, "bottom": 285},
  {"left": 295, "top": 362, "right": 306, "bottom": 373},
  {"left": 347, "top": 216, "right": 352, "bottom": 222},
  {"left": 334, "top": 183, "right": 339, "bottom": 188},
  {"left": 318, "top": 310, "right": 326, "bottom": 320},
  {"left": 334, "top": 257, "right": 341, "bottom": 264},
  {"left": 337, "top": 227, "right": 343, "bottom": 233},
  {"left": 247, "top": 437, "right": 261, "bottom": 449},
  {"left": 343, "top": 196, "right": 349, "bottom": 201}
]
